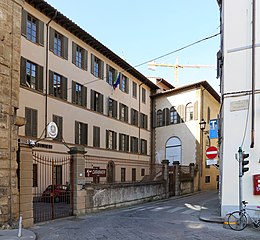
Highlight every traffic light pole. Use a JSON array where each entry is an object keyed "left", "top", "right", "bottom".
[{"left": 238, "top": 147, "right": 243, "bottom": 211}]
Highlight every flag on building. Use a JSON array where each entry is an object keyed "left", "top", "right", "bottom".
[{"left": 113, "top": 72, "right": 120, "bottom": 89}]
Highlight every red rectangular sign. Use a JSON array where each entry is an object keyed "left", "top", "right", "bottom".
[{"left": 85, "top": 168, "right": 106, "bottom": 177}]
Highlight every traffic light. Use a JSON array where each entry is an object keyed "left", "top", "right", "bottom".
[{"left": 242, "top": 152, "right": 249, "bottom": 174}]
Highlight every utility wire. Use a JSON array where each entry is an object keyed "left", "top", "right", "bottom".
[{"left": 66, "top": 32, "right": 220, "bottom": 90}]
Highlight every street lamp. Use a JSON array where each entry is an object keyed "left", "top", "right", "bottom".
[{"left": 199, "top": 118, "right": 206, "bottom": 131}]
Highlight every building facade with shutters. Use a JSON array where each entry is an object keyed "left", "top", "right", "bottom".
[
  {"left": 151, "top": 81, "right": 220, "bottom": 191},
  {"left": 18, "top": 0, "right": 159, "bottom": 188}
]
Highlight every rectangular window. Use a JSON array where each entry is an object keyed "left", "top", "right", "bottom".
[
  {"left": 119, "top": 103, "right": 128, "bottom": 123},
  {"left": 132, "top": 168, "right": 136, "bottom": 182},
  {"left": 121, "top": 168, "right": 126, "bottom": 182},
  {"left": 205, "top": 176, "right": 211, "bottom": 183},
  {"left": 53, "top": 115, "right": 63, "bottom": 142},
  {"left": 141, "top": 168, "right": 145, "bottom": 177},
  {"left": 106, "top": 65, "right": 116, "bottom": 86},
  {"left": 49, "top": 70, "right": 67, "bottom": 100},
  {"left": 170, "top": 107, "right": 178, "bottom": 124},
  {"left": 33, "top": 164, "right": 38, "bottom": 187},
  {"left": 131, "top": 109, "right": 139, "bottom": 126},
  {"left": 140, "top": 139, "right": 147, "bottom": 155},
  {"left": 93, "top": 126, "right": 100, "bottom": 148},
  {"left": 106, "top": 130, "right": 117, "bottom": 150},
  {"left": 132, "top": 82, "right": 137, "bottom": 98},
  {"left": 90, "top": 90, "right": 103, "bottom": 113},
  {"left": 139, "top": 113, "right": 148, "bottom": 129},
  {"left": 119, "top": 133, "right": 129, "bottom": 152},
  {"left": 25, "top": 107, "right": 37, "bottom": 137},
  {"left": 20, "top": 57, "right": 43, "bottom": 92},
  {"left": 108, "top": 98, "right": 117, "bottom": 118},
  {"left": 72, "top": 81, "right": 87, "bottom": 107},
  {"left": 142, "top": 87, "right": 146, "bottom": 103},
  {"left": 22, "top": 10, "right": 44, "bottom": 46},
  {"left": 72, "top": 42, "right": 88, "bottom": 70},
  {"left": 49, "top": 27, "right": 68, "bottom": 59},
  {"left": 91, "top": 54, "right": 104, "bottom": 79},
  {"left": 54, "top": 165, "right": 62, "bottom": 185},
  {"left": 75, "top": 121, "right": 88, "bottom": 145},
  {"left": 130, "top": 136, "right": 138, "bottom": 153},
  {"left": 120, "top": 74, "right": 129, "bottom": 93}
]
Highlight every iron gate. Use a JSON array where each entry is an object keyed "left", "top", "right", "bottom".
[{"left": 32, "top": 153, "right": 73, "bottom": 223}]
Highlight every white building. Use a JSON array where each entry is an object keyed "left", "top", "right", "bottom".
[{"left": 217, "top": 0, "right": 260, "bottom": 216}]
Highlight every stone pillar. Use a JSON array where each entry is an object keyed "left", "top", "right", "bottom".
[
  {"left": 19, "top": 142, "right": 33, "bottom": 227},
  {"left": 161, "top": 160, "right": 169, "bottom": 198},
  {"left": 189, "top": 163, "right": 195, "bottom": 193},
  {"left": 173, "top": 161, "right": 180, "bottom": 196},
  {"left": 85, "top": 187, "right": 94, "bottom": 213},
  {"left": 69, "top": 147, "right": 87, "bottom": 216},
  {"left": 0, "top": 0, "right": 24, "bottom": 227}
]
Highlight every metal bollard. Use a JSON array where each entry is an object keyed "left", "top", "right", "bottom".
[{"left": 17, "top": 214, "right": 22, "bottom": 237}]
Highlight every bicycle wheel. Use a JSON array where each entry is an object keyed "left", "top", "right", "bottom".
[{"left": 228, "top": 211, "right": 247, "bottom": 231}]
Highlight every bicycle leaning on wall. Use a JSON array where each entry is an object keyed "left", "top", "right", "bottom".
[{"left": 228, "top": 200, "right": 260, "bottom": 231}]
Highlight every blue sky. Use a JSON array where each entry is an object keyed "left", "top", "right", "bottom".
[{"left": 45, "top": 0, "right": 220, "bottom": 92}]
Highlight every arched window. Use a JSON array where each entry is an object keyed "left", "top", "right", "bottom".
[
  {"left": 165, "top": 137, "right": 182, "bottom": 164},
  {"left": 170, "top": 107, "right": 178, "bottom": 124},
  {"left": 185, "top": 102, "right": 194, "bottom": 121},
  {"left": 157, "top": 110, "right": 163, "bottom": 127}
]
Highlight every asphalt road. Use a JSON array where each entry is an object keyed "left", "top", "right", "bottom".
[{"left": 31, "top": 191, "right": 260, "bottom": 240}]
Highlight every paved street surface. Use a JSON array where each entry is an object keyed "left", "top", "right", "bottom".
[{"left": 31, "top": 191, "right": 260, "bottom": 240}]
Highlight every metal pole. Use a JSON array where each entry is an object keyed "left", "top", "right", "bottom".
[{"left": 238, "top": 147, "right": 243, "bottom": 211}]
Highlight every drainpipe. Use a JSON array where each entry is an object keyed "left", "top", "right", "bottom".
[
  {"left": 138, "top": 83, "right": 144, "bottom": 154},
  {"left": 45, "top": 11, "right": 57, "bottom": 138},
  {"left": 250, "top": 0, "right": 256, "bottom": 148}
]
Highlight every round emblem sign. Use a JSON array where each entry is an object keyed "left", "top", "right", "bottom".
[
  {"left": 47, "top": 122, "right": 58, "bottom": 139},
  {"left": 206, "top": 146, "right": 218, "bottom": 159}
]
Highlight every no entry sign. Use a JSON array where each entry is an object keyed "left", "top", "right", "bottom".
[{"left": 206, "top": 146, "right": 218, "bottom": 159}]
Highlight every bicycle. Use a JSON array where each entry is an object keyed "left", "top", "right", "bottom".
[{"left": 228, "top": 200, "right": 260, "bottom": 231}]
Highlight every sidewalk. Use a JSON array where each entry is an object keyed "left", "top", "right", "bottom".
[
  {"left": 0, "top": 229, "right": 36, "bottom": 240},
  {"left": 199, "top": 195, "right": 225, "bottom": 223}
]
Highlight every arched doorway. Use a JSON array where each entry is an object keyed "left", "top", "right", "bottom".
[{"left": 165, "top": 137, "right": 182, "bottom": 164}]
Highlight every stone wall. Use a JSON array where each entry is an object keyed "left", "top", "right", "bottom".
[
  {"left": 85, "top": 181, "right": 166, "bottom": 212},
  {"left": 0, "top": 0, "right": 23, "bottom": 226}
]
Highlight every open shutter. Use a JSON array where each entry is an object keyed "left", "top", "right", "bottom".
[
  {"left": 91, "top": 54, "right": 94, "bottom": 75},
  {"left": 49, "top": 27, "right": 55, "bottom": 52},
  {"left": 126, "top": 135, "right": 129, "bottom": 152},
  {"left": 165, "top": 108, "right": 170, "bottom": 125},
  {"left": 62, "top": 36, "right": 68, "bottom": 59},
  {"left": 90, "top": 90, "right": 95, "bottom": 110},
  {"left": 126, "top": 78, "right": 129, "bottom": 93},
  {"left": 99, "top": 94, "right": 103, "bottom": 113},
  {"left": 106, "top": 130, "right": 109, "bottom": 149},
  {"left": 75, "top": 121, "right": 79, "bottom": 144},
  {"left": 71, "top": 81, "right": 76, "bottom": 104},
  {"left": 119, "top": 103, "right": 122, "bottom": 121},
  {"left": 72, "top": 42, "right": 76, "bottom": 65},
  {"left": 49, "top": 70, "right": 54, "bottom": 95},
  {"left": 21, "top": 9, "right": 27, "bottom": 37},
  {"left": 119, "top": 134, "right": 122, "bottom": 151},
  {"left": 125, "top": 106, "right": 129, "bottom": 122},
  {"left": 37, "top": 65, "right": 43, "bottom": 92},
  {"left": 100, "top": 60, "right": 104, "bottom": 79},
  {"left": 61, "top": 76, "right": 67, "bottom": 100},
  {"left": 37, "top": 19, "right": 44, "bottom": 46},
  {"left": 113, "top": 132, "right": 117, "bottom": 150},
  {"left": 106, "top": 64, "right": 109, "bottom": 83},
  {"left": 82, "top": 86, "right": 87, "bottom": 107},
  {"left": 113, "top": 100, "right": 117, "bottom": 118},
  {"left": 20, "top": 57, "right": 26, "bottom": 86},
  {"left": 83, "top": 49, "right": 88, "bottom": 71},
  {"left": 83, "top": 124, "right": 88, "bottom": 145}
]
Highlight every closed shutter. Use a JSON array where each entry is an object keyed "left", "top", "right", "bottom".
[
  {"left": 83, "top": 123, "right": 88, "bottom": 145},
  {"left": 100, "top": 60, "right": 104, "bottom": 79},
  {"left": 32, "top": 109, "right": 37, "bottom": 137},
  {"left": 37, "top": 19, "right": 44, "bottom": 46},
  {"left": 119, "top": 134, "right": 122, "bottom": 151},
  {"left": 49, "top": 27, "right": 55, "bottom": 52},
  {"left": 71, "top": 81, "right": 76, "bottom": 104},
  {"left": 106, "top": 130, "right": 109, "bottom": 149},
  {"left": 49, "top": 70, "right": 54, "bottom": 95},
  {"left": 165, "top": 108, "right": 170, "bottom": 125},
  {"left": 119, "top": 103, "right": 122, "bottom": 121},
  {"left": 82, "top": 86, "right": 87, "bottom": 107},
  {"left": 144, "top": 115, "right": 148, "bottom": 129},
  {"left": 37, "top": 65, "right": 43, "bottom": 92},
  {"left": 126, "top": 77, "right": 129, "bottom": 93},
  {"left": 113, "top": 132, "right": 117, "bottom": 150},
  {"left": 106, "top": 64, "right": 109, "bottom": 83},
  {"left": 61, "top": 76, "right": 67, "bottom": 100},
  {"left": 125, "top": 106, "right": 128, "bottom": 122},
  {"left": 194, "top": 101, "right": 198, "bottom": 120},
  {"left": 21, "top": 9, "right": 27, "bottom": 37},
  {"left": 99, "top": 94, "right": 103, "bottom": 113},
  {"left": 83, "top": 49, "right": 88, "bottom": 71},
  {"left": 112, "top": 100, "right": 117, "bottom": 118},
  {"left": 72, "top": 42, "right": 76, "bottom": 65},
  {"left": 62, "top": 36, "right": 68, "bottom": 59},
  {"left": 131, "top": 109, "right": 134, "bottom": 124},
  {"left": 25, "top": 108, "right": 31, "bottom": 136},
  {"left": 126, "top": 135, "right": 129, "bottom": 152},
  {"left": 178, "top": 105, "right": 184, "bottom": 123},
  {"left": 75, "top": 121, "right": 79, "bottom": 144},
  {"left": 20, "top": 57, "right": 26, "bottom": 86}
]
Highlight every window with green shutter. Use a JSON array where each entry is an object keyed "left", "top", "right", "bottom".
[
  {"left": 93, "top": 126, "right": 100, "bottom": 148},
  {"left": 25, "top": 107, "right": 37, "bottom": 137},
  {"left": 75, "top": 121, "right": 88, "bottom": 145}
]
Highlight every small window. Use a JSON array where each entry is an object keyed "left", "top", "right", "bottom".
[
  {"left": 53, "top": 115, "right": 63, "bottom": 142},
  {"left": 49, "top": 27, "right": 68, "bottom": 59},
  {"left": 108, "top": 98, "right": 117, "bottom": 119},
  {"left": 72, "top": 42, "right": 88, "bottom": 70},
  {"left": 72, "top": 81, "right": 87, "bottom": 107},
  {"left": 121, "top": 168, "right": 126, "bottom": 182},
  {"left": 106, "top": 130, "right": 117, "bottom": 150},
  {"left": 119, "top": 133, "right": 129, "bottom": 152},
  {"left": 132, "top": 82, "right": 137, "bottom": 98},
  {"left": 20, "top": 57, "right": 43, "bottom": 92},
  {"left": 140, "top": 139, "right": 147, "bottom": 155},
  {"left": 91, "top": 54, "right": 104, "bottom": 79},
  {"left": 25, "top": 107, "right": 37, "bottom": 137},
  {"left": 185, "top": 103, "right": 194, "bottom": 121},
  {"left": 106, "top": 65, "right": 116, "bottom": 86},
  {"left": 131, "top": 108, "right": 138, "bottom": 126},
  {"left": 139, "top": 113, "right": 148, "bottom": 129},
  {"left": 130, "top": 136, "right": 138, "bottom": 153},
  {"left": 157, "top": 110, "right": 163, "bottom": 127},
  {"left": 119, "top": 103, "right": 128, "bottom": 123},
  {"left": 120, "top": 75, "right": 129, "bottom": 93},
  {"left": 75, "top": 121, "right": 88, "bottom": 145},
  {"left": 205, "top": 176, "right": 211, "bottom": 183},
  {"left": 90, "top": 90, "right": 103, "bottom": 113},
  {"left": 49, "top": 70, "right": 67, "bottom": 100},
  {"left": 170, "top": 107, "right": 178, "bottom": 124},
  {"left": 132, "top": 168, "right": 136, "bottom": 182},
  {"left": 141, "top": 168, "right": 145, "bottom": 177}
]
